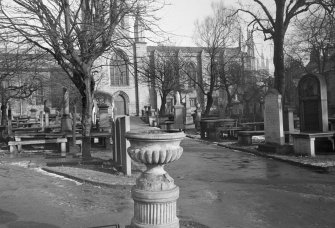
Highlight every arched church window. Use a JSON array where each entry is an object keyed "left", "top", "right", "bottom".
[
  {"left": 110, "top": 50, "right": 129, "bottom": 86},
  {"left": 185, "top": 62, "right": 197, "bottom": 88}
]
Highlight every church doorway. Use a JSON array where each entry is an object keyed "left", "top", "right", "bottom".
[{"left": 114, "top": 94, "right": 126, "bottom": 115}]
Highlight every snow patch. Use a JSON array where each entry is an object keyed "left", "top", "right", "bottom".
[
  {"left": 8, "top": 161, "right": 82, "bottom": 186},
  {"left": 8, "top": 161, "right": 30, "bottom": 167},
  {"left": 33, "top": 168, "right": 83, "bottom": 186}
]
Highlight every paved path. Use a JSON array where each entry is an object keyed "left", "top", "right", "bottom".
[{"left": 1, "top": 117, "right": 335, "bottom": 228}]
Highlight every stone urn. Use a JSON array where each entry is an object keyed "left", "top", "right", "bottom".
[{"left": 125, "top": 129, "right": 185, "bottom": 228}]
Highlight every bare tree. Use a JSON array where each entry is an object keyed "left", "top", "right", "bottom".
[
  {"left": 194, "top": 3, "right": 242, "bottom": 116},
  {"left": 237, "top": 0, "right": 315, "bottom": 97},
  {"left": 0, "top": 42, "right": 48, "bottom": 126},
  {"left": 283, "top": 56, "right": 305, "bottom": 108},
  {"left": 0, "top": 0, "right": 163, "bottom": 158},
  {"left": 239, "top": 68, "right": 271, "bottom": 120},
  {"left": 218, "top": 58, "right": 244, "bottom": 116},
  {"left": 139, "top": 45, "right": 189, "bottom": 116},
  {"left": 287, "top": 5, "right": 335, "bottom": 75}
]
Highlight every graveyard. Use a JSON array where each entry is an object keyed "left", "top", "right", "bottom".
[
  {"left": 1, "top": 77, "right": 335, "bottom": 227},
  {"left": 1, "top": 1, "right": 335, "bottom": 228}
]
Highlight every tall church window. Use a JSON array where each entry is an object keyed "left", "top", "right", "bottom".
[
  {"left": 110, "top": 51, "right": 129, "bottom": 86},
  {"left": 35, "top": 84, "right": 44, "bottom": 105}
]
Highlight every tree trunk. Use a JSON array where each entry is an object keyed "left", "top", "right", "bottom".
[
  {"left": 273, "top": 1, "right": 286, "bottom": 95},
  {"left": 204, "top": 92, "right": 213, "bottom": 116},
  {"left": 224, "top": 87, "right": 233, "bottom": 116},
  {"left": 81, "top": 74, "right": 93, "bottom": 159},
  {"left": 273, "top": 35, "right": 285, "bottom": 95},
  {"left": 1, "top": 104, "right": 7, "bottom": 126}
]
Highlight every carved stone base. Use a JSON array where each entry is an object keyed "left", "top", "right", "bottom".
[
  {"left": 130, "top": 186, "right": 179, "bottom": 228},
  {"left": 125, "top": 130, "right": 185, "bottom": 228}
]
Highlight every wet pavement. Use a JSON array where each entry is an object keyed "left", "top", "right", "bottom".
[
  {"left": 169, "top": 139, "right": 335, "bottom": 228},
  {"left": 0, "top": 160, "right": 133, "bottom": 228},
  {"left": 1, "top": 137, "right": 335, "bottom": 228},
  {"left": 1, "top": 117, "right": 335, "bottom": 228}
]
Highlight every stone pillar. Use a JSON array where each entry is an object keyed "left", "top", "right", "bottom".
[
  {"left": 44, "top": 100, "right": 50, "bottom": 127},
  {"left": 40, "top": 111, "right": 44, "bottom": 131},
  {"left": 174, "top": 92, "right": 184, "bottom": 130},
  {"left": 45, "top": 112, "right": 49, "bottom": 127},
  {"left": 195, "top": 103, "right": 202, "bottom": 130},
  {"left": 284, "top": 107, "right": 295, "bottom": 143},
  {"left": 61, "top": 87, "right": 72, "bottom": 132},
  {"left": 184, "top": 94, "right": 195, "bottom": 129}
]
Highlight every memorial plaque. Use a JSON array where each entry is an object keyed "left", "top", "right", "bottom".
[{"left": 264, "top": 89, "right": 284, "bottom": 145}]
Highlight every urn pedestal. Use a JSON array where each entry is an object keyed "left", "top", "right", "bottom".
[{"left": 125, "top": 130, "right": 185, "bottom": 228}]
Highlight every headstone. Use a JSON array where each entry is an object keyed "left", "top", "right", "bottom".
[
  {"left": 195, "top": 103, "right": 202, "bottom": 130},
  {"left": 98, "top": 103, "right": 111, "bottom": 132},
  {"left": 264, "top": 89, "right": 284, "bottom": 145},
  {"left": 44, "top": 100, "right": 50, "bottom": 128},
  {"left": 30, "top": 109, "right": 37, "bottom": 119},
  {"left": 175, "top": 91, "right": 181, "bottom": 105},
  {"left": 298, "top": 73, "right": 328, "bottom": 132},
  {"left": 50, "top": 108, "right": 56, "bottom": 117},
  {"left": 61, "top": 87, "right": 72, "bottom": 132},
  {"left": 184, "top": 94, "right": 195, "bottom": 129},
  {"left": 174, "top": 92, "right": 184, "bottom": 130}
]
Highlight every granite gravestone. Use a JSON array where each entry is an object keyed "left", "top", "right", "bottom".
[
  {"left": 298, "top": 73, "right": 328, "bottom": 132},
  {"left": 264, "top": 89, "right": 284, "bottom": 145}
]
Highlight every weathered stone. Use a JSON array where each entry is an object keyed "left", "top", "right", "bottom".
[
  {"left": 61, "top": 87, "right": 72, "bottom": 132},
  {"left": 264, "top": 89, "right": 284, "bottom": 145},
  {"left": 125, "top": 130, "right": 185, "bottom": 228},
  {"left": 298, "top": 73, "right": 328, "bottom": 132}
]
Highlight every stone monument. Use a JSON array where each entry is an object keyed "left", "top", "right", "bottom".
[
  {"left": 291, "top": 73, "right": 331, "bottom": 156},
  {"left": 173, "top": 91, "right": 184, "bottom": 130},
  {"left": 264, "top": 89, "right": 284, "bottom": 145},
  {"left": 258, "top": 89, "right": 290, "bottom": 153},
  {"left": 44, "top": 100, "right": 50, "bottom": 128},
  {"left": 184, "top": 94, "right": 195, "bottom": 129},
  {"left": 61, "top": 87, "right": 72, "bottom": 132},
  {"left": 125, "top": 130, "right": 185, "bottom": 228},
  {"left": 283, "top": 106, "right": 295, "bottom": 143},
  {"left": 298, "top": 73, "right": 328, "bottom": 132},
  {"left": 195, "top": 102, "right": 202, "bottom": 130}
]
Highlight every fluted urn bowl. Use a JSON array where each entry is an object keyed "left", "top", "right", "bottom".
[{"left": 125, "top": 129, "right": 185, "bottom": 166}]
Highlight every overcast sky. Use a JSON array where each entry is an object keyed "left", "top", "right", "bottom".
[
  {"left": 150, "top": 0, "right": 273, "bottom": 63},
  {"left": 153, "top": 0, "right": 215, "bottom": 46}
]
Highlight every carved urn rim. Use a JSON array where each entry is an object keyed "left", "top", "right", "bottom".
[
  {"left": 125, "top": 129, "right": 185, "bottom": 141},
  {"left": 125, "top": 129, "right": 185, "bottom": 166}
]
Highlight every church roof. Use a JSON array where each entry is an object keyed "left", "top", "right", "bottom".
[{"left": 147, "top": 45, "right": 243, "bottom": 56}]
